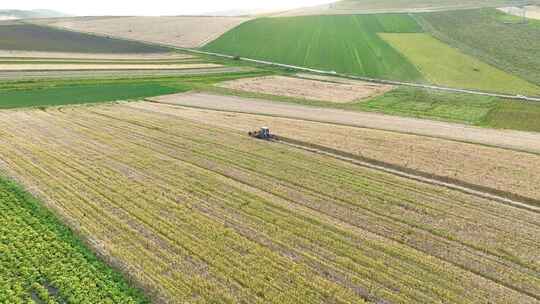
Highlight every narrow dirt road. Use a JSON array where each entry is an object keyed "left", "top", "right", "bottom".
[{"left": 149, "top": 92, "right": 540, "bottom": 154}]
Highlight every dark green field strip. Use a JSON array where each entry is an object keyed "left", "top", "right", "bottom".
[
  {"left": 0, "top": 177, "right": 147, "bottom": 303},
  {"left": 0, "top": 24, "right": 169, "bottom": 53},
  {"left": 203, "top": 14, "right": 424, "bottom": 81},
  {"left": 482, "top": 100, "right": 540, "bottom": 132},
  {"left": 0, "top": 82, "right": 186, "bottom": 109},
  {"left": 417, "top": 8, "right": 540, "bottom": 85},
  {"left": 356, "top": 86, "right": 500, "bottom": 124},
  {"left": 0, "top": 70, "right": 270, "bottom": 109}
]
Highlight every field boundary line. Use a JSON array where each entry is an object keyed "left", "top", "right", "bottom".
[
  {"left": 24, "top": 21, "right": 540, "bottom": 101},
  {"left": 273, "top": 137, "right": 540, "bottom": 213}
]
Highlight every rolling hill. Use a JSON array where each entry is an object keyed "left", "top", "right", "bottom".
[
  {"left": 0, "top": 23, "right": 170, "bottom": 53},
  {"left": 272, "top": 0, "right": 526, "bottom": 16},
  {"left": 0, "top": 9, "right": 68, "bottom": 20},
  {"left": 204, "top": 14, "right": 424, "bottom": 81},
  {"left": 203, "top": 12, "right": 539, "bottom": 94}
]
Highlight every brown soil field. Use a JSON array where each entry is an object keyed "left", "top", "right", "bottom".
[
  {"left": 0, "top": 104, "right": 538, "bottom": 303},
  {"left": 149, "top": 92, "right": 540, "bottom": 154},
  {"left": 131, "top": 101, "right": 540, "bottom": 202},
  {"left": 0, "top": 63, "right": 221, "bottom": 71},
  {"left": 0, "top": 50, "right": 191, "bottom": 59},
  {"left": 32, "top": 16, "right": 251, "bottom": 48},
  {"left": 295, "top": 72, "right": 385, "bottom": 85},
  {"left": 217, "top": 75, "right": 393, "bottom": 103}
]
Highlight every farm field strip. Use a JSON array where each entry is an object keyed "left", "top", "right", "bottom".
[
  {"left": 0, "top": 105, "right": 538, "bottom": 303},
  {"left": 417, "top": 8, "right": 540, "bottom": 86},
  {"left": 217, "top": 75, "right": 394, "bottom": 103},
  {"left": 0, "top": 63, "right": 222, "bottom": 71},
  {"left": 130, "top": 102, "right": 540, "bottom": 202},
  {"left": 149, "top": 92, "right": 540, "bottom": 154},
  {"left": 0, "top": 66, "right": 252, "bottom": 81},
  {"left": 379, "top": 33, "right": 539, "bottom": 95}
]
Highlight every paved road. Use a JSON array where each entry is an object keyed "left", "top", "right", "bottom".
[{"left": 149, "top": 92, "right": 540, "bottom": 154}]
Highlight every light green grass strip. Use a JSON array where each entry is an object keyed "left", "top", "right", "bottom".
[{"left": 379, "top": 33, "right": 540, "bottom": 95}]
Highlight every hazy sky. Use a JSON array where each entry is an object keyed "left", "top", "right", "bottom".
[{"left": 3, "top": 0, "right": 336, "bottom": 16}]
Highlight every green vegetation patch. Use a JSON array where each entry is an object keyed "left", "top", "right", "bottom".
[
  {"left": 482, "top": 100, "right": 540, "bottom": 132},
  {"left": 0, "top": 24, "right": 169, "bottom": 53},
  {"left": 379, "top": 33, "right": 540, "bottom": 95},
  {"left": 0, "top": 176, "right": 147, "bottom": 303},
  {"left": 417, "top": 8, "right": 540, "bottom": 86},
  {"left": 0, "top": 82, "right": 185, "bottom": 109},
  {"left": 355, "top": 86, "right": 500, "bottom": 124},
  {"left": 204, "top": 14, "right": 423, "bottom": 81},
  {"left": 0, "top": 70, "right": 270, "bottom": 109}
]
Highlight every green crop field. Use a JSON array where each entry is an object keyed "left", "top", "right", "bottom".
[
  {"left": 0, "top": 82, "right": 183, "bottom": 109},
  {"left": 204, "top": 14, "right": 424, "bottom": 81},
  {"left": 0, "top": 24, "right": 169, "bottom": 53},
  {"left": 0, "top": 70, "right": 268, "bottom": 109},
  {"left": 418, "top": 8, "right": 540, "bottom": 86},
  {"left": 356, "top": 86, "right": 499, "bottom": 124},
  {"left": 0, "top": 104, "right": 538, "bottom": 303},
  {"left": 379, "top": 33, "right": 540, "bottom": 95},
  {"left": 482, "top": 100, "right": 540, "bottom": 132},
  {"left": 0, "top": 176, "right": 147, "bottom": 303}
]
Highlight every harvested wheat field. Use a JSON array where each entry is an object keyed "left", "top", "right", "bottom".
[
  {"left": 0, "top": 50, "right": 192, "bottom": 60},
  {"left": 133, "top": 102, "right": 540, "bottom": 202},
  {"left": 149, "top": 92, "right": 540, "bottom": 154},
  {"left": 217, "top": 75, "right": 393, "bottom": 103},
  {"left": 0, "top": 103, "right": 538, "bottom": 303},
  {"left": 33, "top": 16, "right": 251, "bottom": 48},
  {"left": 0, "top": 63, "right": 221, "bottom": 71}
]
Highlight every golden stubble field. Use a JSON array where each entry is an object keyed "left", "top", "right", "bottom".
[
  {"left": 133, "top": 102, "right": 540, "bottom": 202},
  {"left": 0, "top": 103, "right": 538, "bottom": 303},
  {"left": 217, "top": 75, "right": 394, "bottom": 103}
]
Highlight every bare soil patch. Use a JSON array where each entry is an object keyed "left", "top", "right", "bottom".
[
  {"left": 149, "top": 92, "right": 540, "bottom": 154},
  {"left": 32, "top": 16, "right": 251, "bottom": 48},
  {"left": 499, "top": 6, "right": 540, "bottom": 20},
  {"left": 218, "top": 75, "right": 393, "bottom": 103},
  {"left": 0, "top": 63, "right": 221, "bottom": 71}
]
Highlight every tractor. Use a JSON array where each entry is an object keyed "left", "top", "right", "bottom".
[{"left": 248, "top": 127, "right": 274, "bottom": 140}]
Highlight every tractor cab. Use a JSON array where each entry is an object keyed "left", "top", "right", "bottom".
[{"left": 249, "top": 127, "right": 273, "bottom": 140}]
